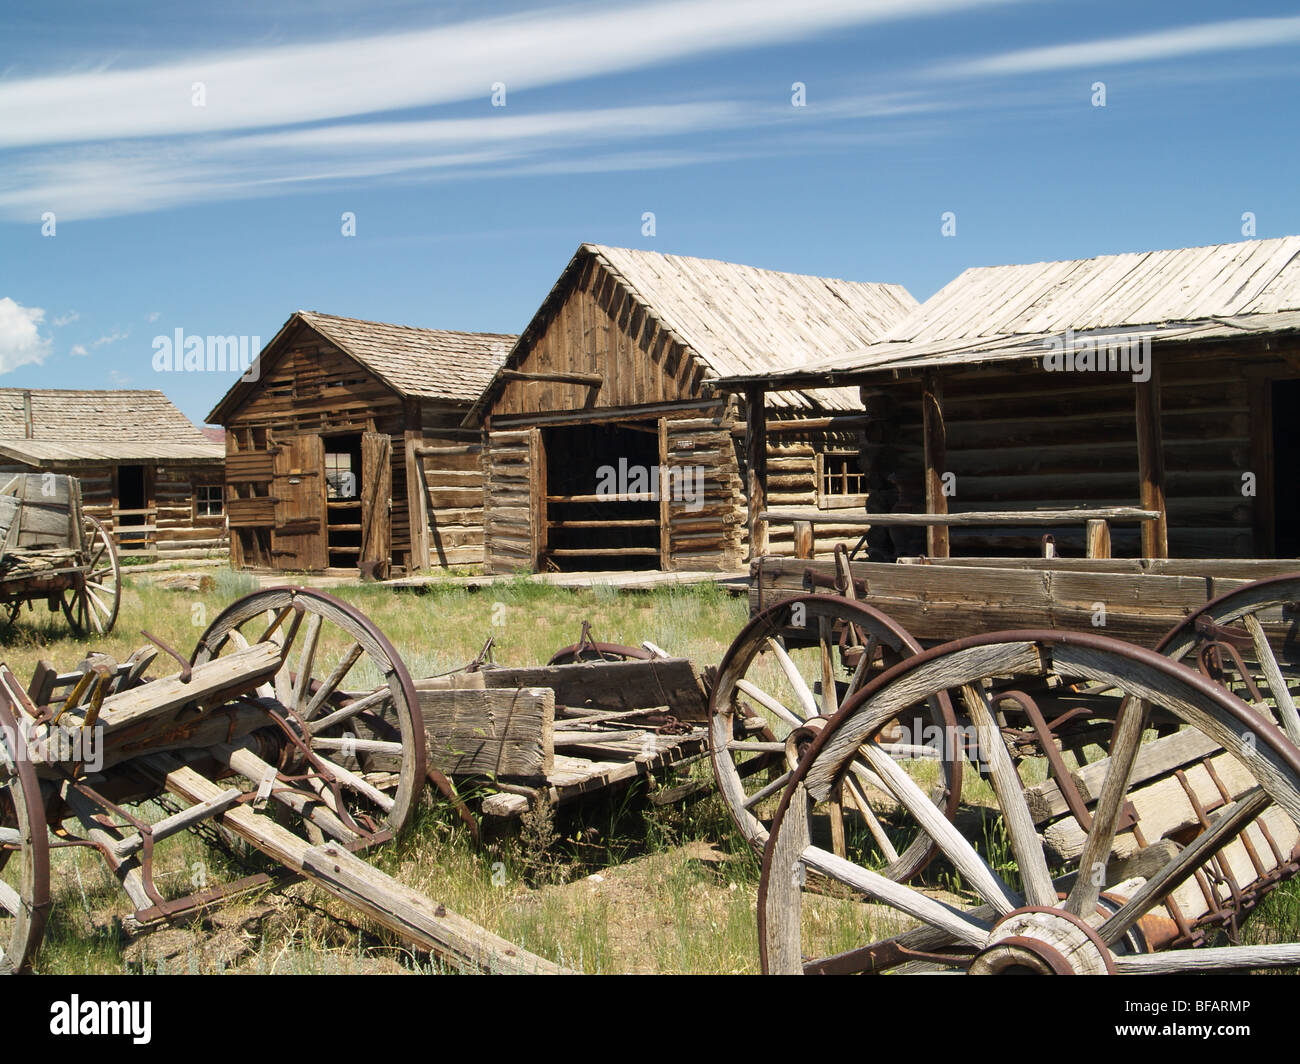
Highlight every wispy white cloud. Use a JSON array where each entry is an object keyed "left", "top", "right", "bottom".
[
  {"left": 0, "top": 298, "right": 52, "bottom": 373},
  {"left": 0, "top": 0, "right": 1015, "bottom": 148},
  {"left": 145, "top": 311, "right": 161, "bottom": 322},
  {"left": 938, "top": 15, "right": 1300, "bottom": 77},
  {"left": 91, "top": 327, "right": 128, "bottom": 348},
  {"left": 52, "top": 310, "right": 79, "bottom": 326},
  {"left": 70, "top": 343, "right": 88, "bottom": 356}
]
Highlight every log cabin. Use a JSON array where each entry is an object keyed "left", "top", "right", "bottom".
[
  {"left": 713, "top": 235, "right": 1300, "bottom": 560},
  {"left": 208, "top": 311, "right": 514, "bottom": 575},
  {"left": 0, "top": 388, "right": 226, "bottom": 558},
  {"left": 470, "top": 243, "right": 918, "bottom": 573}
]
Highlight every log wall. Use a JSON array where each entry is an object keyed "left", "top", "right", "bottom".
[
  {"left": 0, "top": 460, "right": 225, "bottom": 557},
  {"left": 856, "top": 348, "right": 1289, "bottom": 559}
]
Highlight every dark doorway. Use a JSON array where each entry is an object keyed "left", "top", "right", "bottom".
[
  {"left": 116, "top": 464, "right": 149, "bottom": 552},
  {"left": 324, "top": 433, "right": 363, "bottom": 568},
  {"left": 1274, "top": 381, "right": 1300, "bottom": 556},
  {"left": 542, "top": 423, "right": 661, "bottom": 571}
]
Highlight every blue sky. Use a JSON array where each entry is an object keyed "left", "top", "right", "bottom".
[{"left": 2, "top": 0, "right": 1299, "bottom": 424}]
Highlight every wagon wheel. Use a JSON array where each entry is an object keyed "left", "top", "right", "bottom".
[
  {"left": 60, "top": 515, "right": 120, "bottom": 637},
  {"left": 0, "top": 688, "right": 51, "bottom": 973},
  {"left": 710, "top": 594, "right": 961, "bottom": 881},
  {"left": 1156, "top": 574, "right": 1300, "bottom": 744},
  {"left": 758, "top": 630, "right": 1300, "bottom": 975},
  {"left": 192, "top": 587, "right": 428, "bottom": 840},
  {"left": 548, "top": 621, "right": 654, "bottom": 665}
]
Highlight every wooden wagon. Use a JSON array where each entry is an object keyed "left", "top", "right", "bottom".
[
  {"left": 0, "top": 473, "right": 120, "bottom": 636},
  {"left": 712, "top": 557, "right": 1300, "bottom": 973}
]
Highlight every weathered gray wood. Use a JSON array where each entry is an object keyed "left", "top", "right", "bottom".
[
  {"left": 149, "top": 753, "right": 567, "bottom": 974},
  {"left": 764, "top": 782, "right": 810, "bottom": 974},
  {"left": 482, "top": 657, "right": 709, "bottom": 722},
  {"left": 419, "top": 686, "right": 554, "bottom": 778},
  {"left": 761, "top": 506, "right": 1160, "bottom": 527}
]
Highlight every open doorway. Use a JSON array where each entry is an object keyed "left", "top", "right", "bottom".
[
  {"left": 115, "top": 464, "right": 149, "bottom": 552},
  {"left": 542, "top": 422, "right": 661, "bottom": 571},
  {"left": 324, "top": 433, "right": 363, "bottom": 568},
  {"left": 1274, "top": 381, "right": 1300, "bottom": 556}
]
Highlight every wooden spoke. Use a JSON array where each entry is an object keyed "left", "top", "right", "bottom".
[
  {"left": 801, "top": 845, "right": 992, "bottom": 946},
  {"left": 742, "top": 770, "right": 794, "bottom": 811},
  {"left": 308, "top": 687, "right": 392, "bottom": 735},
  {"left": 842, "top": 775, "right": 899, "bottom": 864},
  {"left": 1244, "top": 613, "right": 1300, "bottom": 744},
  {"left": 765, "top": 637, "right": 818, "bottom": 719},
  {"left": 727, "top": 740, "right": 786, "bottom": 754},
  {"left": 303, "top": 642, "right": 365, "bottom": 720},
  {"left": 859, "top": 742, "right": 1019, "bottom": 915},
  {"left": 312, "top": 737, "right": 405, "bottom": 756},
  {"left": 0, "top": 879, "right": 21, "bottom": 917},
  {"left": 1064, "top": 697, "right": 1149, "bottom": 918},
  {"left": 313, "top": 756, "right": 396, "bottom": 813},
  {"left": 289, "top": 613, "right": 324, "bottom": 713},
  {"left": 735, "top": 679, "right": 802, "bottom": 730},
  {"left": 818, "top": 617, "right": 837, "bottom": 718},
  {"left": 1098, "top": 789, "right": 1271, "bottom": 946},
  {"left": 960, "top": 685, "right": 1056, "bottom": 908},
  {"left": 1115, "top": 944, "right": 1300, "bottom": 973}
]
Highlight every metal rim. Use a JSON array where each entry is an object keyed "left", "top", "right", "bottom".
[
  {"left": 709, "top": 593, "right": 961, "bottom": 879},
  {"left": 0, "top": 688, "right": 51, "bottom": 974},
  {"left": 192, "top": 586, "right": 428, "bottom": 839},
  {"left": 757, "top": 628, "right": 1300, "bottom": 975}
]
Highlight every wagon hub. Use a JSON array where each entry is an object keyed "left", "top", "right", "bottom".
[{"left": 968, "top": 908, "right": 1115, "bottom": 975}]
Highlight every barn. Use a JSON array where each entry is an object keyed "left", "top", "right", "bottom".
[
  {"left": 0, "top": 388, "right": 226, "bottom": 558},
  {"left": 208, "top": 311, "right": 514, "bottom": 575},
  {"left": 714, "top": 235, "right": 1300, "bottom": 560},
  {"left": 471, "top": 243, "right": 917, "bottom": 573}
]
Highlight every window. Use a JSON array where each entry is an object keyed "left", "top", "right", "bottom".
[
  {"left": 325, "top": 452, "right": 356, "bottom": 499},
  {"left": 818, "top": 451, "right": 868, "bottom": 509},
  {"left": 195, "top": 484, "right": 224, "bottom": 517}
]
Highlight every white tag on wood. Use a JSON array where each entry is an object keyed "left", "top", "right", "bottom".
[{"left": 254, "top": 767, "right": 277, "bottom": 807}]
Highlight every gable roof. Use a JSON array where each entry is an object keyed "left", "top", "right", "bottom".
[
  {"left": 714, "top": 235, "right": 1300, "bottom": 389},
  {"left": 0, "top": 388, "right": 223, "bottom": 465},
  {"left": 475, "top": 243, "right": 917, "bottom": 415},
  {"left": 208, "top": 311, "right": 516, "bottom": 423}
]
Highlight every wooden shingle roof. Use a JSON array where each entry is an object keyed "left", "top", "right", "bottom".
[
  {"left": 477, "top": 243, "right": 917, "bottom": 414},
  {"left": 715, "top": 235, "right": 1300, "bottom": 389},
  {"left": 0, "top": 389, "right": 223, "bottom": 465},
  {"left": 207, "top": 311, "right": 517, "bottom": 424},
  {"left": 296, "top": 311, "right": 516, "bottom": 403}
]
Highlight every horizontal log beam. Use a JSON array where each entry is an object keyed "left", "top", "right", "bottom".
[
  {"left": 499, "top": 369, "right": 603, "bottom": 387},
  {"left": 760, "top": 506, "right": 1161, "bottom": 528}
]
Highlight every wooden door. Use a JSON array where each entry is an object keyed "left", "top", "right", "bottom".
[
  {"left": 360, "top": 432, "right": 393, "bottom": 569},
  {"left": 271, "top": 433, "right": 326, "bottom": 570}
]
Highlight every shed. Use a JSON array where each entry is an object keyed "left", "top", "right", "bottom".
[
  {"left": 208, "top": 311, "right": 514, "bottom": 574},
  {"left": 714, "top": 235, "right": 1300, "bottom": 560},
  {"left": 472, "top": 243, "right": 917, "bottom": 573},
  {"left": 0, "top": 388, "right": 226, "bottom": 558}
]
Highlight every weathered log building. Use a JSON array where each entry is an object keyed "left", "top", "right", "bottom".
[
  {"left": 0, "top": 388, "right": 226, "bottom": 557},
  {"left": 716, "top": 235, "right": 1300, "bottom": 560},
  {"left": 470, "top": 243, "right": 917, "bottom": 573},
  {"left": 208, "top": 311, "right": 514, "bottom": 574}
]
